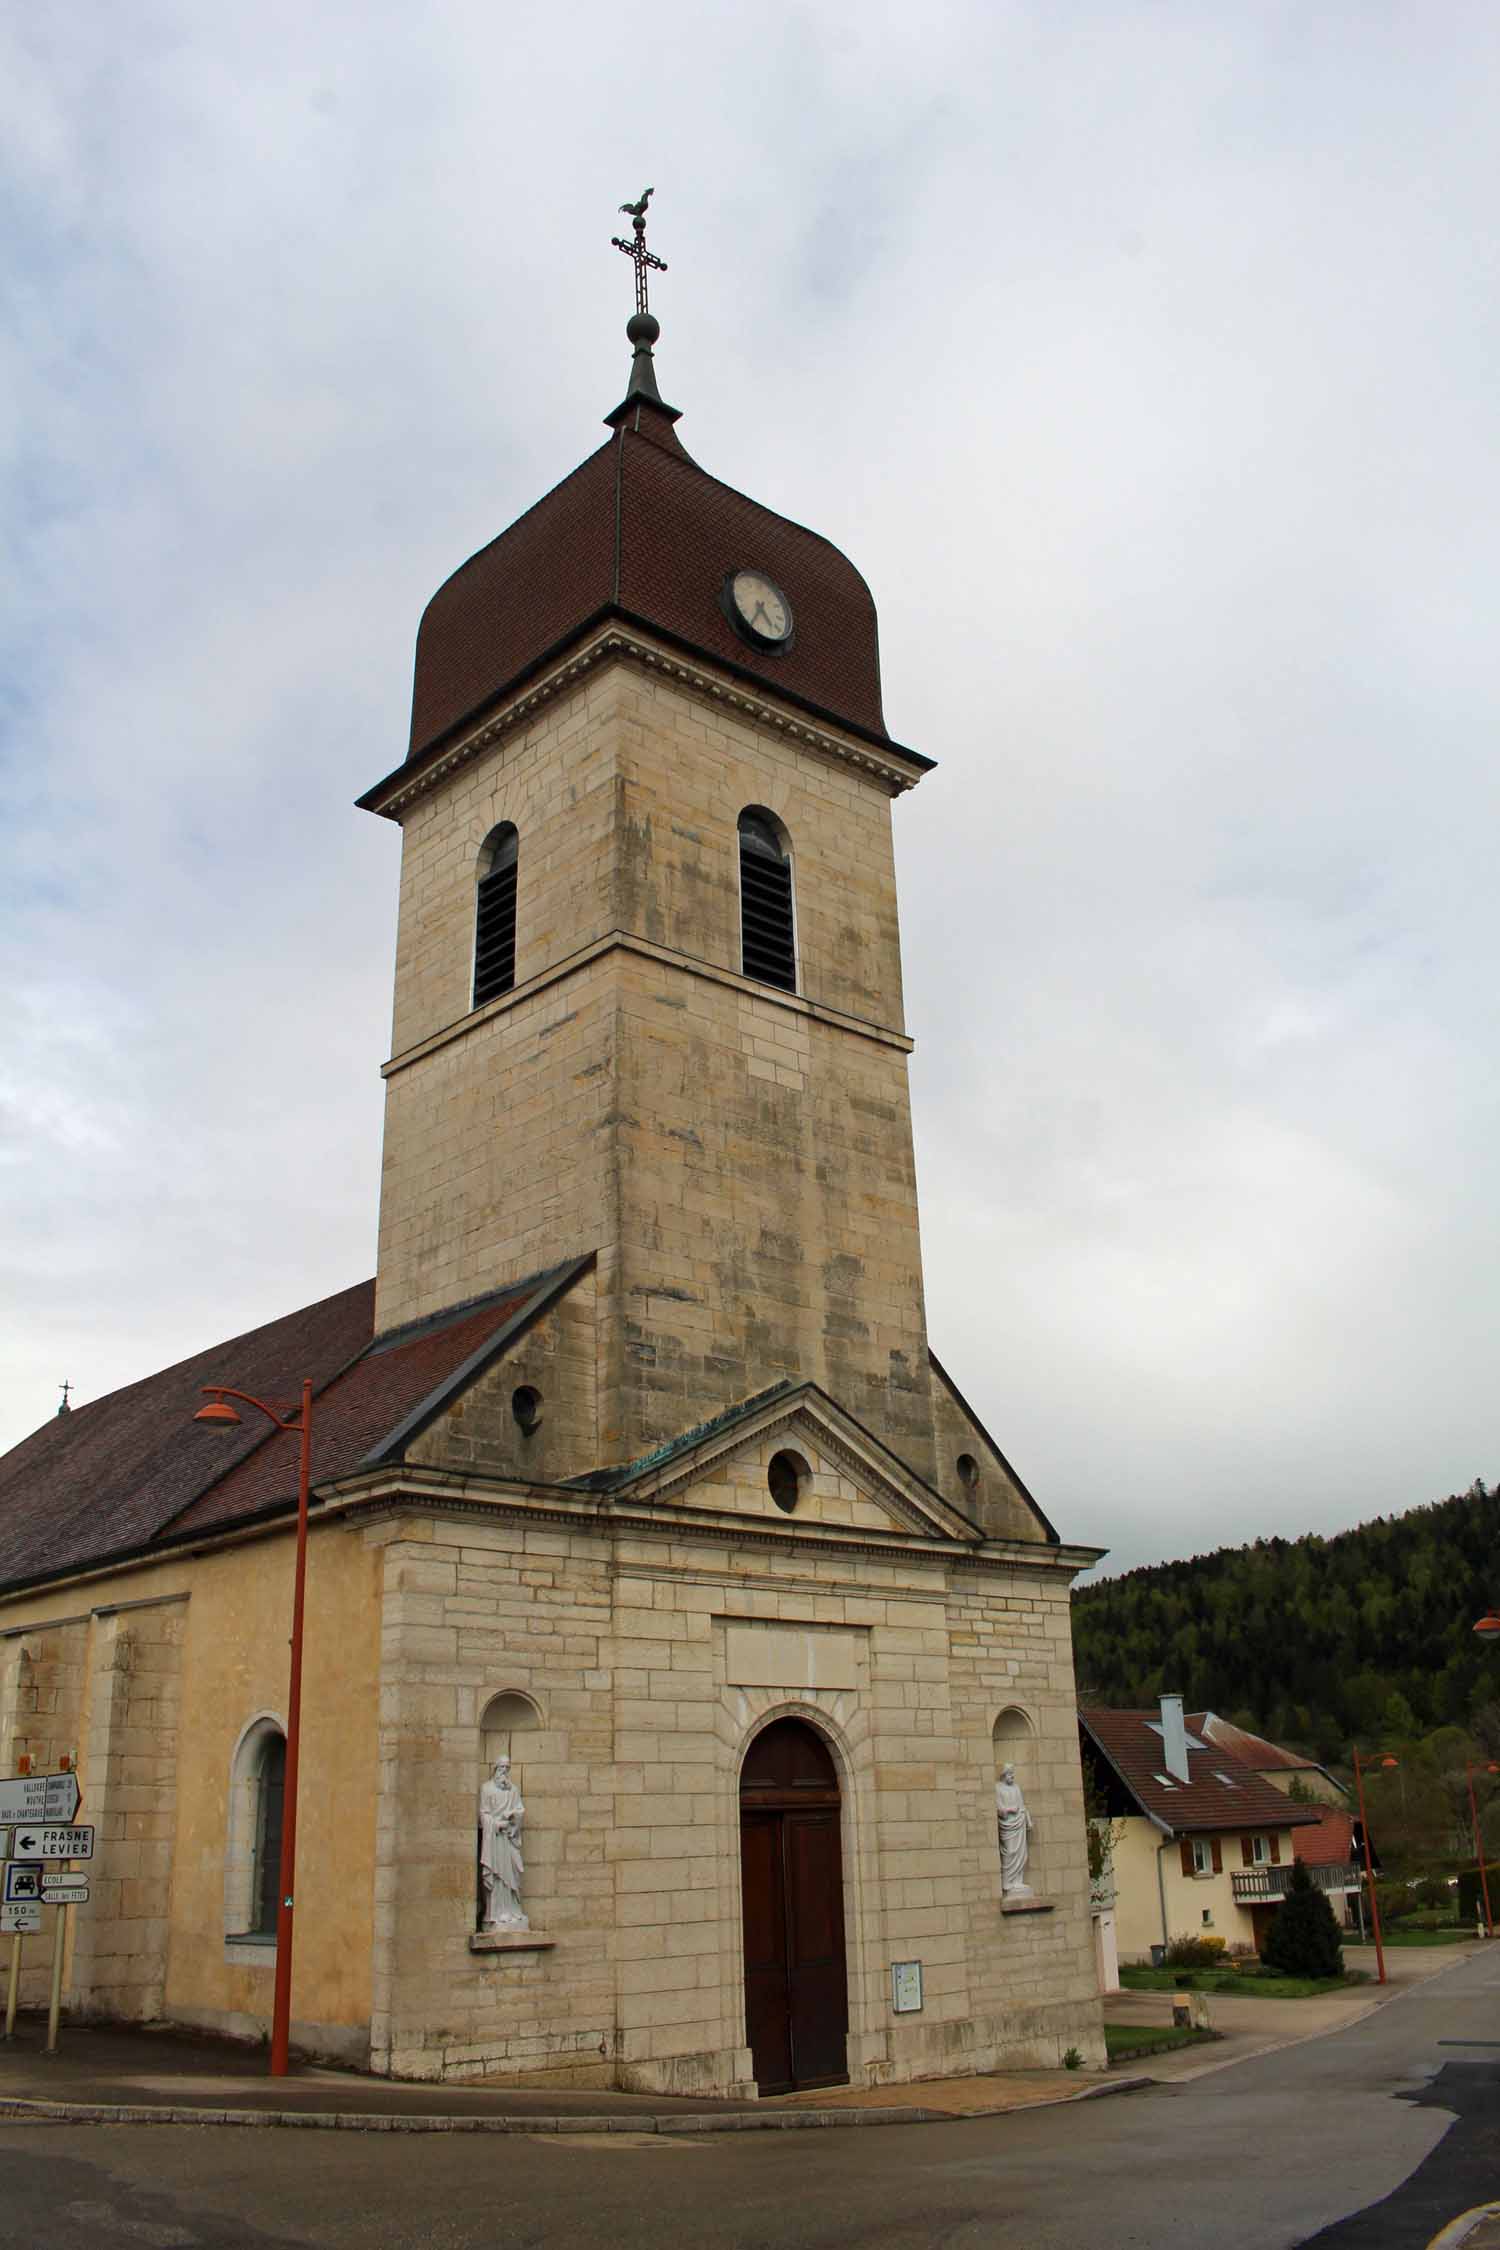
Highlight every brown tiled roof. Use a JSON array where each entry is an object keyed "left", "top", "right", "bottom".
[
  {"left": 374, "top": 390, "right": 925, "bottom": 795},
  {"left": 1194, "top": 1712, "right": 1341, "bottom": 1785},
  {"left": 0, "top": 1260, "right": 591, "bottom": 1592},
  {"left": 1293, "top": 1806, "right": 1360, "bottom": 1869},
  {"left": 1079, "top": 1706, "right": 1323, "bottom": 1835},
  {"left": 0, "top": 1283, "right": 375, "bottom": 1592}
]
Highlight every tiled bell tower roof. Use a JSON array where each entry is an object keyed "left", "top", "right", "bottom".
[{"left": 389, "top": 317, "right": 915, "bottom": 791}]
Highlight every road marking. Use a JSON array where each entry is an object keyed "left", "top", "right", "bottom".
[{"left": 1424, "top": 2202, "right": 1500, "bottom": 2250}]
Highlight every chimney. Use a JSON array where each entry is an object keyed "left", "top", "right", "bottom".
[{"left": 1160, "top": 1693, "right": 1190, "bottom": 1783}]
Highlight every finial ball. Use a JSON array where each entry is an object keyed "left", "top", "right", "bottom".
[{"left": 627, "top": 311, "right": 660, "bottom": 348}]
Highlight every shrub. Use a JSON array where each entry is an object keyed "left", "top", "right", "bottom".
[
  {"left": 1263, "top": 1860, "right": 1344, "bottom": 1979},
  {"left": 1375, "top": 1883, "right": 1414, "bottom": 1924},
  {"left": 1062, "top": 2047, "right": 1083, "bottom": 2071},
  {"left": 1414, "top": 1877, "right": 1450, "bottom": 1910},
  {"left": 1165, "top": 1934, "right": 1226, "bottom": 1968}
]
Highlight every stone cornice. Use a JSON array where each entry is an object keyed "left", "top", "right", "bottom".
[
  {"left": 381, "top": 927, "right": 914, "bottom": 1081},
  {"left": 360, "top": 624, "right": 929, "bottom": 823}
]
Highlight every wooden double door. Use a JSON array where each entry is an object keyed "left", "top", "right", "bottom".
[{"left": 739, "top": 1719, "right": 849, "bottom": 2094}]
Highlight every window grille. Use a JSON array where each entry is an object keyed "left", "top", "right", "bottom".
[
  {"left": 474, "top": 824, "right": 519, "bottom": 1007},
  {"left": 737, "top": 810, "right": 796, "bottom": 993}
]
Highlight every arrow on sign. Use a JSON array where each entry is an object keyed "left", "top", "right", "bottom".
[
  {"left": 39, "top": 1881, "right": 88, "bottom": 1906},
  {"left": 0, "top": 1773, "right": 80, "bottom": 1825},
  {"left": 0, "top": 1902, "right": 40, "bottom": 1934}
]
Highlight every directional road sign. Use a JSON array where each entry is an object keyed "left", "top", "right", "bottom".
[
  {"left": 7, "top": 1826, "right": 93, "bottom": 1864},
  {"left": 0, "top": 1902, "right": 40, "bottom": 1934},
  {"left": 40, "top": 1881, "right": 88, "bottom": 1906},
  {"left": 2, "top": 1865, "right": 41, "bottom": 1905},
  {"left": 0, "top": 1774, "right": 80, "bottom": 1826}
]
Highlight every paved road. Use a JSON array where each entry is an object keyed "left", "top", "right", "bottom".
[{"left": 0, "top": 1951, "right": 1493, "bottom": 2249}]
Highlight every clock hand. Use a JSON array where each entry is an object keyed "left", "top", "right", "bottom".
[{"left": 751, "top": 602, "right": 772, "bottom": 630}]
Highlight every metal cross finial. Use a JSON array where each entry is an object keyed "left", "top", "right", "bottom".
[
  {"left": 612, "top": 187, "right": 667, "bottom": 316},
  {"left": 57, "top": 1381, "right": 72, "bottom": 1416}
]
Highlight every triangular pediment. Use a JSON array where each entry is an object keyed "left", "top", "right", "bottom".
[{"left": 586, "top": 1383, "right": 982, "bottom": 1545}]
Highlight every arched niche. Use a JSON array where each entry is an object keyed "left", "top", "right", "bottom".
[
  {"left": 480, "top": 1690, "right": 542, "bottom": 1781},
  {"left": 991, "top": 1705, "right": 1041, "bottom": 1890}
]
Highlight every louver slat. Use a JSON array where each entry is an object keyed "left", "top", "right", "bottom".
[
  {"left": 739, "top": 851, "right": 796, "bottom": 993},
  {"left": 473, "top": 863, "right": 518, "bottom": 1006}
]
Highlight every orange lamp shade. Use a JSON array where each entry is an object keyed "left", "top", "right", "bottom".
[
  {"left": 1474, "top": 1614, "right": 1500, "bottom": 1640},
  {"left": 193, "top": 1399, "right": 242, "bottom": 1427}
]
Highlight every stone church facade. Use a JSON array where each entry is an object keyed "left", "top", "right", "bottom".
[{"left": 0, "top": 285, "right": 1106, "bottom": 2092}]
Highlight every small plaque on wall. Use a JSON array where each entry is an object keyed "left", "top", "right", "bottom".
[{"left": 891, "top": 1960, "right": 923, "bottom": 2014}]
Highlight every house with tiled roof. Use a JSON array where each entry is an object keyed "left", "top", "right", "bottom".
[
  {"left": 1194, "top": 1714, "right": 1349, "bottom": 1808},
  {"left": 1080, "top": 1698, "right": 1329, "bottom": 1960},
  {"left": 0, "top": 255, "right": 1108, "bottom": 2095}
]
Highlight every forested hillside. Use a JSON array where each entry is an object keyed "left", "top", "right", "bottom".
[{"left": 1072, "top": 1480, "right": 1500, "bottom": 1760}]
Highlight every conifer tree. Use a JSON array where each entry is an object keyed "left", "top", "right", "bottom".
[{"left": 1262, "top": 1859, "right": 1343, "bottom": 1979}]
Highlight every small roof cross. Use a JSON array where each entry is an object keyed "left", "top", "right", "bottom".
[
  {"left": 57, "top": 1381, "right": 73, "bottom": 1417},
  {"left": 612, "top": 187, "right": 667, "bottom": 317}
]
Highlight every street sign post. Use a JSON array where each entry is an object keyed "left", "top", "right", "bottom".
[
  {"left": 7, "top": 1826, "right": 93, "bottom": 1864},
  {"left": 39, "top": 1880, "right": 88, "bottom": 1906},
  {"left": 2, "top": 1866, "right": 41, "bottom": 1905},
  {"left": 0, "top": 1775, "right": 80, "bottom": 1827},
  {"left": 0, "top": 1903, "right": 40, "bottom": 1935}
]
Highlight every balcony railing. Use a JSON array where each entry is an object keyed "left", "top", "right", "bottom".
[{"left": 1231, "top": 1862, "right": 1360, "bottom": 1903}]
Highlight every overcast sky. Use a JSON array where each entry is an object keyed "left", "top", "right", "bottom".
[{"left": 4, "top": 4, "right": 1497, "bottom": 1575}]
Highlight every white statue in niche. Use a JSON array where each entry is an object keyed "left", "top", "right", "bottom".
[
  {"left": 479, "top": 1756, "right": 528, "bottom": 1931},
  {"left": 996, "top": 1762, "right": 1035, "bottom": 1897}
]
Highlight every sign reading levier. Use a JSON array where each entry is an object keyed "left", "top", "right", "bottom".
[
  {"left": 7, "top": 1826, "right": 93, "bottom": 1864},
  {"left": 0, "top": 1774, "right": 80, "bottom": 1827}
]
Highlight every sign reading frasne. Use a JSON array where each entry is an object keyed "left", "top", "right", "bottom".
[
  {"left": 0, "top": 1774, "right": 80, "bottom": 1827},
  {"left": 7, "top": 1826, "right": 93, "bottom": 1864}
]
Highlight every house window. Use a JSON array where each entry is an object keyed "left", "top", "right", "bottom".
[
  {"left": 737, "top": 809, "right": 796, "bottom": 993},
  {"left": 1192, "top": 1837, "right": 1213, "bottom": 1877},
  {"left": 473, "top": 823, "right": 519, "bottom": 1007},
  {"left": 1251, "top": 1834, "right": 1270, "bottom": 1865}
]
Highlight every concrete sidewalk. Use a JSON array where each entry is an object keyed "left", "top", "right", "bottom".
[{"left": 0, "top": 2017, "right": 1138, "bottom": 2134}]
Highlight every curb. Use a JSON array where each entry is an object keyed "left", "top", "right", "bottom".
[{"left": 0, "top": 2075, "right": 1155, "bottom": 2135}]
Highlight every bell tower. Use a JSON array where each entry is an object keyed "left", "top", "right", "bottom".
[{"left": 360, "top": 207, "right": 1031, "bottom": 1528}]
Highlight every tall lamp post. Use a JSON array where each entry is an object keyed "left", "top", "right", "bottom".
[
  {"left": 1464, "top": 1762, "right": 1499, "bottom": 1937},
  {"left": 194, "top": 1378, "right": 313, "bottom": 2077},
  {"left": 1351, "top": 1747, "right": 1397, "bottom": 1987}
]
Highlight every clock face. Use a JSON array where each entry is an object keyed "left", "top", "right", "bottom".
[{"left": 727, "top": 569, "right": 794, "bottom": 650}]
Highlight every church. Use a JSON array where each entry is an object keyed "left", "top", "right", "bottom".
[{"left": 0, "top": 213, "right": 1106, "bottom": 2094}]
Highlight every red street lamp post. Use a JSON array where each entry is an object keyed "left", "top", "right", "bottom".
[
  {"left": 194, "top": 1379, "right": 313, "bottom": 2077},
  {"left": 1351, "top": 1747, "right": 1398, "bottom": 1987},
  {"left": 1465, "top": 1761, "right": 1500, "bottom": 1938}
]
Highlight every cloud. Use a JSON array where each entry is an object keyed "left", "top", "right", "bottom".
[{"left": 4, "top": 3, "right": 1499, "bottom": 1573}]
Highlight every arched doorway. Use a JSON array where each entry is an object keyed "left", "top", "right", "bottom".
[{"left": 739, "top": 1718, "right": 849, "bottom": 2094}]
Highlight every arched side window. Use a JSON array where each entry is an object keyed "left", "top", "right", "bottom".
[
  {"left": 225, "top": 1716, "right": 286, "bottom": 1944},
  {"left": 737, "top": 809, "right": 796, "bottom": 994},
  {"left": 473, "top": 823, "right": 519, "bottom": 1008}
]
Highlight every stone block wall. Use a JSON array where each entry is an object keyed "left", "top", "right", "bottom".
[{"left": 372, "top": 1498, "right": 1103, "bottom": 2091}]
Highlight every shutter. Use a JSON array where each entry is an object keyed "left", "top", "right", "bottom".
[
  {"left": 1210, "top": 1836, "right": 1223, "bottom": 1874},
  {"left": 739, "top": 850, "right": 797, "bottom": 991},
  {"left": 473, "top": 859, "right": 518, "bottom": 1005},
  {"left": 1179, "top": 1838, "right": 1193, "bottom": 1877},
  {"left": 1241, "top": 1835, "right": 1254, "bottom": 1867},
  {"left": 1269, "top": 1834, "right": 1281, "bottom": 1865}
]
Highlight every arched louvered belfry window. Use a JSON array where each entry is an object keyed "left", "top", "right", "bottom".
[
  {"left": 473, "top": 823, "right": 519, "bottom": 1008},
  {"left": 738, "top": 808, "right": 796, "bottom": 994}
]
